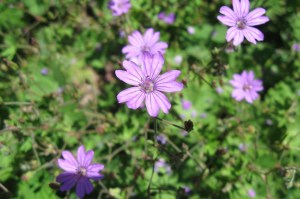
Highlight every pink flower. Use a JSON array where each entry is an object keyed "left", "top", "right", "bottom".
[
  {"left": 181, "top": 99, "right": 192, "bottom": 110},
  {"left": 248, "top": 188, "right": 256, "bottom": 198},
  {"left": 108, "top": 0, "right": 131, "bottom": 16},
  {"left": 122, "top": 28, "right": 168, "bottom": 60},
  {"left": 230, "top": 70, "right": 263, "bottom": 103},
  {"left": 217, "top": 0, "right": 269, "bottom": 46},
  {"left": 115, "top": 52, "right": 183, "bottom": 117},
  {"left": 56, "top": 146, "right": 104, "bottom": 199}
]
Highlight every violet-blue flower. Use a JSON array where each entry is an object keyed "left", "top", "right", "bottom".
[
  {"left": 230, "top": 70, "right": 263, "bottom": 103},
  {"left": 154, "top": 158, "right": 172, "bottom": 175},
  {"left": 108, "top": 0, "right": 131, "bottom": 16},
  {"left": 56, "top": 146, "right": 104, "bottom": 199},
  {"left": 156, "top": 134, "right": 167, "bottom": 145},
  {"left": 217, "top": 0, "right": 269, "bottom": 46},
  {"left": 115, "top": 52, "right": 183, "bottom": 117},
  {"left": 181, "top": 99, "right": 192, "bottom": 110},
  {"left": 158, "top": 12, "right": 176, "bottom": 24},
  {"left": 292, "top": 43, "right": 300, "bottom": 52},
  {"left": 122, "top": 28, "right": 168, "bottom": 60}
]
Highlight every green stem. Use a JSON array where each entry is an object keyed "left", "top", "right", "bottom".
[{"left": 155, "top": 117, "right": 186, "bottom": 131}]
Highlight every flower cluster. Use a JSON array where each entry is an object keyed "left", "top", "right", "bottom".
[{"left": 55, "top": 1, "right": 271, "bottom": 198}]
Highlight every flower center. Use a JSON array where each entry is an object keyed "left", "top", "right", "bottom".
[
  {"left": 77, "top": 167, "right": 87, "bottom": 176},
  {"left": 140, "top": 78, "right": 155, "bottom": 93},
  {"left": 141, "top": 45, "right": 150, "bottom": 52},
  {"left": 243, "top": 84, "right": 252, "bottom": 92},
  {"left": 236, "top": 19, "right": 246, "bottom": 29}
]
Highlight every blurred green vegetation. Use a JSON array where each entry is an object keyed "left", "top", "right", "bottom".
[{"left": 0, "top": 0, "right": 300, "bottom": 198}]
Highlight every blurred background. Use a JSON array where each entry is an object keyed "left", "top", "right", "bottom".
[{"left": 0, "top": 0, "right": 300, "bottom": 198}]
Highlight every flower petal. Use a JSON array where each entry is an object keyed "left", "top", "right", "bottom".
[
  {"left": 144, "top": 28, "right": 160, "bottom": 47},
  {"left": 126, "top": 91, "right": 145, "bottom": 109},
  {"left": 240, "top": 0, "right": 250, "bottom": 17},
  {"left": 122, "top": 46, "right": 140, "bottom": 58},
  {"left": 77, "top": 146, "right": 86, "bottom": 166},
  {"left": 245, "top": 93, "right": 254, "bottom": 103},
  {"left": 115, "top": 70, "right": 140, "bottom": 86},
  {"left": 246, "top": 8, "right": 266, "bottom": 22},
  {"left": 247, "top": 16, "right": 269, "bottom": 26},
  {"left": 245, "top": 27, "right": 264, "bottom": 41},
  {"left": 243, "top": 29, "right": 257, "bottom": 44},
  {"left": 217, "top": 16, "right": 236, "bottom": 26},
  {"left": 62, "top": 151, "right": 78, "bottom": 166},
  {"left": 87, "top": 164, "right": 104, "bottom": 173},
  {"left": 150, "top": 42, "right": 168, "bottom": 54},
  {"left": 82, "top": 150, "right": 94, "bottom": 167},
  {"left": 155, "top": 70, "right": 181, "bottom": 84},
  {"left": 232, "top": 89, "right": 245, "bottom": 101},
  {"left": 122, "top": 60, "right": 143, "bottom": 80},
  {"left": 232, "top": 0, "right": 242, "bottom": 18},
  {"left": 59, "top": 173, "right": 79, "bottom": 192},
  {"left": 156, "top": 81, "right": 184, "bottom": 93},
  {"left": 219, "top": 6, "right": 237, "bottom": 20},
  {"left": 57, "top": 159, "right": 77, "bottom": 172},
  {"left": 128, "top": 30, "right": 144, "bottom": 46},
  {"left": 233, "top": 30, "right": 244, "bottom": 46},
  {"left": 145, "top": 93, "right": 160, "bottom": 117},
  {"left": 76, "top": 177, "right": 93, "bottom": 199},
  {"left": 142, "top": 52, "right": 164, "bottom": 79},
  {"left": 117, "top": 87, "right": 142, "bottom": 104},
  {"left": 226, "top": 27, "right": 238, "bottom": 42},
  {"left": 153, "top": 91, "right": 171, "bottom": 114}
]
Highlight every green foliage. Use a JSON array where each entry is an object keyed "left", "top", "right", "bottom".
[{"left": 0, "top": 0, "right": 299, "bottom": 198}]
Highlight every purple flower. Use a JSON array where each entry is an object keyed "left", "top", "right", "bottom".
[
  {"left": 181, "top": 99, "right": 192, "bottom": 110},
  {"left": 174, "top": 55, "right": 183, "bottom": 65},
  {"left": 248, "top": 188, "right": 256, "bottom": 198},
  {"left": 200, "top": 112, "right": 207, "bottom": 119},
  {"left": 156, "top": 134, "right": 167, "bottom": 145},
  {"left": 183, "top": 186, "right": 191, "bottom": 194},
  {"left": 158, "top": 12, "right": 176, "bottom": 24},
  {"left": 154, "top": 158, "right": 172, "bottom": 175},
  {"left": 108, "top": 0, "right": 131, "bottom": 16},
  {"left": 181, "top": 130, "right": 188, "bottom": 136},
  {"left": 115, "top": 52, "right": 184, "bottom": 117},
  {"left": 41, "top": 68, "right": 48, "bottom": 75},
  {"left": 230, "top": 70, "right": 263, "bottom": 103},
  {"left": 56, "top": 146, "right": 104, "bottom": 199},
  {"left": 122, "top": 28, "right": 168, "bottom": 60},
  {"left": 216, "top": 86, "right": 224, "bottom": 94},
  {"left": 187, "top": 26, "right": 195, "bottom": 35},
  {"left": 238, "top": 143, "right": 247, "bottom": 152},
  {"left": 292, "top": 43, "right": 300, "bottom": 52},
  {"left": 265, "top": 119, "right": 273, "bottom": 126},
  {"left": 217, "top": 0, "right": 269, "bottom": 46}
]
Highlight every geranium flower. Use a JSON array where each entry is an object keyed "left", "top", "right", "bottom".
[
  {"left": 122, "top": 28, "right": 168, "bottom": 60},
  {"left": 158, "top": 12, "right": 176, "bottom": 24},
  {"left": 108, "top": 0, "right": 131, "bottom": 16},
  {"left": 217, "top": 0, "right": 269, "bottom": 46},
  {"left": 56, "top": 146, "right": 104, "bottom": 199},
  {"left": 230, "top": 70, "right": 263, "bottom": 103},
  {"left": 115, "top": 52, "right": 183, "bottom": 117}
]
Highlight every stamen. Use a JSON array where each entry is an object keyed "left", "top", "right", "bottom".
[
  {"left": 77, "top": 167, "right": 87, "bottom": 176},
  {"left": 140, "top": 77, "right": 155, "bottom": 93},
  {"left": 236, "top": 19, "right": 246, "bottom": 29},
  {"left": 243, "top": 84, "right": 252, "bottom": 91}
]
